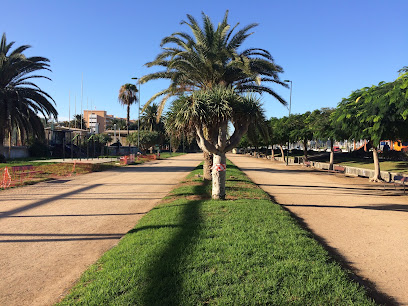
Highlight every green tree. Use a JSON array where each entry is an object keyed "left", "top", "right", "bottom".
[
  {"left": 141, "top": 103, "right": 163, "bottom": 132},
  {"left": 71, "top": 114, "right": 86, "bottom": 129},
  {"left": 140, "top": 11, "right": 287, "bottom": 198},
  {"left": 127, "top": 130, "right": 160, "bottom": 153},
  {"left": 172, "top": 86, "right": 266, "bottom": 199},
  {"left": 333, "top": 70, "right": 408, "bottom": 181},
  {"left": 270, "top": 117, "right": 289, "bottom": 160},
  {"left": 106, "top": 118, "right": 127, "bottom": 130},
  {"left": 0, "top": 33, "right": 57, "bottom": 153},
  {"left": 118, "top": 83, "right": 138, "bottom": 136},
  {"left": 245, "top": 116, "right": 270, "bottom": 156},
  {"left": 140, "top": 11, "right": 287, "bottom": 109},
  {"left": 307, "top": 108, "right": 337, "bottom": 169},
  {"left": 286, "top": 112, "right": 313, "bottom": 161}
]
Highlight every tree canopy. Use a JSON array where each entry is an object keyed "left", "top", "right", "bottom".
[{"left": 0, "top": 33, "right": 57, "bottom": 148}]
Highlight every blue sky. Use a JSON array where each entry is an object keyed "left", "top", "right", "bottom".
[{"left": 1, "top": 0, "right": 407, "bottom": 121}]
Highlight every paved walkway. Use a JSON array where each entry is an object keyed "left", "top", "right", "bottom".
[
  {"left": 228, "top": 154, "right": 408, "bottom": 305},
  {"left": 0, "top": 153, "right": 202, "bottom": 306}
]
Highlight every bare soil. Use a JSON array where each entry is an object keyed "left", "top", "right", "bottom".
[
  {"left": 0, "top": 153, "right": 202, "bottom": 306},
  {"left": 228, "top": 154, "right": 408, "bottom": 305}
]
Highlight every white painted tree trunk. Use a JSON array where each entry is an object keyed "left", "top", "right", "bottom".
[
  {"left": 212, "top": 153, "right": 227, "bottom": 199},
  {"left": 271, "top": 146, "right": 275, "bottom": 160},
  {"left": 370, "top": 147, "right": 382, "bottom": 182}
]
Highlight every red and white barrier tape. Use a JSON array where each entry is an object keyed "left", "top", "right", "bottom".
[
  {"left": 212, "top": 163, "right": 227, "bottom": 172},
  {"left": 1, "top": 167, "right": 11, "bottom": 188}
]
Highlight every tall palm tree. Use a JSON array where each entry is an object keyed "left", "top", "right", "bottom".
[
  {"left": 140, "top": 12, "right": 287, "bottom": 198},
  {"left": 118, "top": 83, "right": 138, "bottom": 136},
  {"left": 0, "top": 33, "right": 57, "bottom": 154},
  {"left": 139, "top": 10, "right": 287, "bottom": 112}
]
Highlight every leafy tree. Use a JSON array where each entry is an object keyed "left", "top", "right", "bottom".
[
  {"left": 245, "top": 116, "right": 270, "bottom": 155},
  {"left": 127, "top": 130, "right": 160, "bottom": 153},
  {"left": 118, "top": 83, "right": 138, "bottom": 136},
  {"left": 286, "top": 112, "right": 313, "bottom": 161},
  {"left": 307, "top": 108, "right": 337, "bottom": 169},
  {"left": 333, "top": 70, "right": 408, "bottom": 181},
  {"left": 270, "top": 117, "right": 289, "bottom": 160},
  {"left": 0, "top": 33, "right": 57, "bottom": 152},
  {"left": 140, "top": 11, "right": 287, "bottom": 198},
  {"left": 106, "top": 118, "right": 127, "bottom": 130}
]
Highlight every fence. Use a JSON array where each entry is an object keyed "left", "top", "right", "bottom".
[{"left": 0, "top": 163, "right": 96, "bottom": 189}]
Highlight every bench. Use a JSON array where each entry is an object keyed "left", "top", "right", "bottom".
[
  {"left": 330, "top": 165, "right": 346, "bottom": 173},
  {"left": 392, "top": 175, "right": 408, "bottom": 193}
]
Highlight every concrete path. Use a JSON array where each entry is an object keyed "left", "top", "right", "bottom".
[
  {"left": 227, "top": 154, "right": 408, "bottom": 305},
  {"left": 0, "top": 153, "right": 202, "bottom": 306}
]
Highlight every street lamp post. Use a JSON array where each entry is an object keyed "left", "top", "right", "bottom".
[
  {"left": 284, "top": 80, "right": 292, "bottom": 166},
  {"left": 131, "top": 77, "right": 141, "bottom": 151}
]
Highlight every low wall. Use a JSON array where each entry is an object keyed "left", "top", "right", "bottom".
[
  {"left": 267, "top": 155, "right": 406, "bottom": 182},
  {"left": 0, "top": 146, "right": 30, "bottom": 159}
]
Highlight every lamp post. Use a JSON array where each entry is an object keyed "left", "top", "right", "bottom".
[
  {"left": 284, "top": 80, "right": 292, "bottom": 166},
  {"left": 131, "top": 77, "right": 141, "bottom": 151}
]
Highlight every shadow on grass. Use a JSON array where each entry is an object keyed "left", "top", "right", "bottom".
[{"left": 141, "top": 181, "right": 209, "bottom": 305}]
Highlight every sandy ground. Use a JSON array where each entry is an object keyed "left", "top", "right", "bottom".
[
  {"left": 228, "top": 154, "right": 408, "bottom": 306},
  {"left": 0, "top": 153, "right": 202, "bottom": 306}
]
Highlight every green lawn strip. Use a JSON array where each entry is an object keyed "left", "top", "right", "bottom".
[
  {"left": 339, "top": 160, "right": 408, "bottom": 173},
  {"left": 58, "top": 161, "right": 374, "bottom": 305},
  {"left": 159, "top": 152, "right": 186, "bottom": 159}
]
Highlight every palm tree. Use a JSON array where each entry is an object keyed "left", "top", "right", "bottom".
[
  {"left": 141, "top": 12, "right": 287, "bottom": 197},
  {"left": 71, "top": 114, "right": 86, "bottom": 129},
  {"left": 141, "top": 103, "right": 160, "bottom": 131},
  {"left": 139, "top": 10, "right": 287, "bottom": 111},
  {"left": 118, "top": 83, "right": 138, "bottom": 136},
  {"left": 0, "top": 33, "right": 57, "bottom": 154}
]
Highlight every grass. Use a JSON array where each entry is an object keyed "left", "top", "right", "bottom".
[
  {"left": 308, "top": 152, "right": 408, "bottom": 173},
  {"left": 159, "top": 152, "right": 186, "bottom": 159},
  {"left": 339, "top": 160, "right": 408, "bottom": 173},
  {"left": 59, "top": 161, "right": 375, "bottom": 305}
]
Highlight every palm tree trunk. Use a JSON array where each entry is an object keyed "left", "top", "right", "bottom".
[
  {"left": 203, "top": 151, "right": 212, "bottom": 180},
  {"left": 370, "top": 147, "right": 382, "bottom": 182},
  {"left": 127, "top": 105, "right": 130, "bottom": 154},
  {"left": 329, "top": 138, "right": 334, "bottom": 171}
]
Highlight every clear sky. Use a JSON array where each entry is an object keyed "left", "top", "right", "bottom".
[{"left": 1, "top": 0, "right": 407, "bottom": 122}]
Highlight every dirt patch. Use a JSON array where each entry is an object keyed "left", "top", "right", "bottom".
[{"left": 0, "top": 153, "right": 203, "bottom": 306}]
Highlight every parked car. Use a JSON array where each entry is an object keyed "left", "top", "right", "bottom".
[{"left": 333, "top": 146, "right": 341, "bottom": 152}]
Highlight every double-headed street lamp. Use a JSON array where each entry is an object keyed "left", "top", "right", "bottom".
[
  {"left": 131, "top": 77, "right": 141, "bottom": 151},
  {"left": 284, "top": 80, "right": 292, "bottom": 166}
]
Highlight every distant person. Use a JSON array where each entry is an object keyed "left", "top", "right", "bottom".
[{"left": 383, "top": 144, "right": 390, "bottom": 152}]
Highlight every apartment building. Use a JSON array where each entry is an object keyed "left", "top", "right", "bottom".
[{"left": 83, "top": 110, "right": 114, "bottom": 133}]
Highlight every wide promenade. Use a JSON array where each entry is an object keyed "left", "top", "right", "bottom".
[
  {"left": 228, "top": 153, "right": 408, "bottom": 305},
  {"left": 0, "top": 153, "right": 202, "bottom": 306}
]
